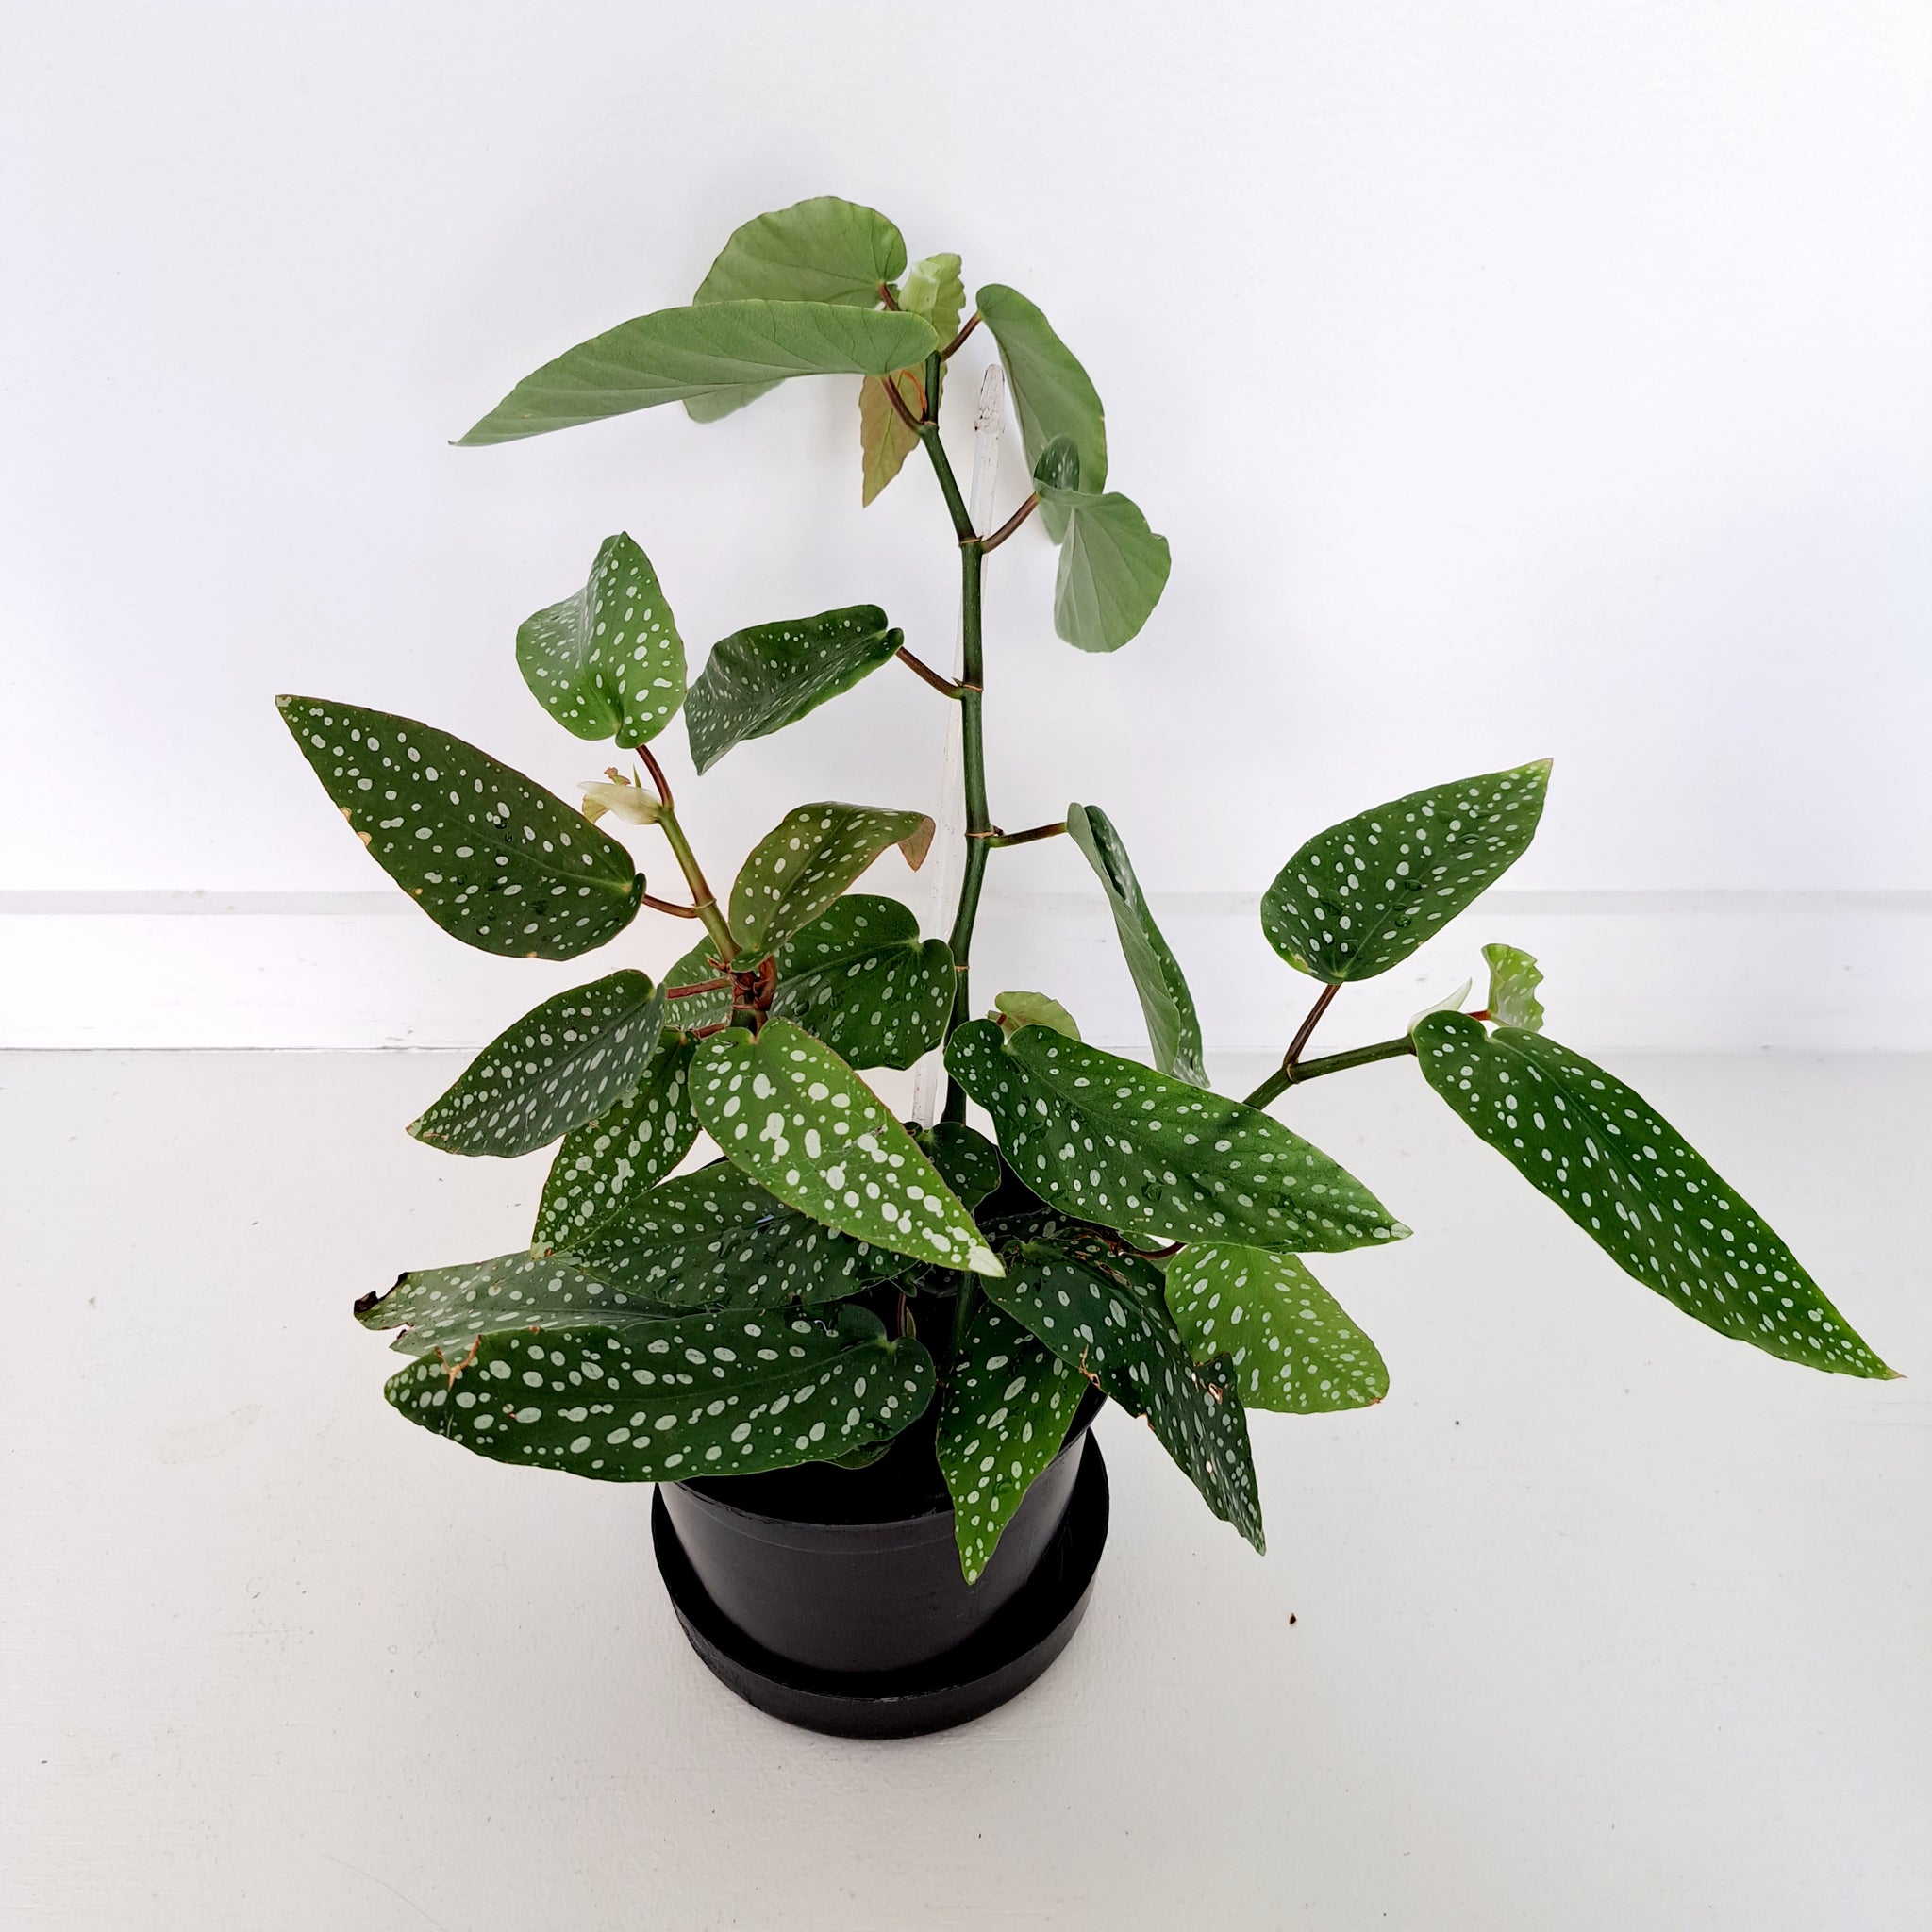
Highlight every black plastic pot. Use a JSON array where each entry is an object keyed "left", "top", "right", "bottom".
[{"left": 654, "top": 1387, "right": 1108, "bottom": 1737}]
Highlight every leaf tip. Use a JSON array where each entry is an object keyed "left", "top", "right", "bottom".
[{"left": 966, "top": 1245, "right": 1005, "bottom": 1279}]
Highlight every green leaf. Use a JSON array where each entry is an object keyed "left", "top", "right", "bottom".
[
  {"left": 277, "top": 696, "right": 642, "bottom": 959},
  {"left": 458, "top": 301, "right": 938, "bottom": 446},
  {"left": 975, "top": 284, "right": 1107, "bottom": 539},
  {"left": 900, "top": 253, "right": 965, "bottom": 344},
  {"left": 1412, "top": 1013, "right": 1894, "bottom": 1377},
  {"left": 914, "top": 1121, "right": 1003, "bottom": 1210},
  {"left": 729, "top": 802, "right": 935, "bottom": 957},
  {"left": 356, "top": 1249, "right": 654, "bottom": 1360},
  {"left": 1031, "top": 447, "right": 1170, "bottom": 652},
  {"left": 516, "top": 533, "right": 686, "bottom": 745},
  {"left": 530, "top": 1035, "right": 700, "bottom": 1251},
  {"left": 937, "top": 1301, "right": 1087, "bottom": 1582},
  {"left": 858, "top": 369, "right": 926, "bottom": 506},
  {"left": 694, "top": 196, "right": 907, "bottom": 307},
  {"left": 686, "top": 605, "right": 905, "bottom": 774},
  {"left": 991, "top": 1242, "right": 1264, "bottom": 1551},
  {"left": 661, "top": 936, "right": 732, "bottom": 1029},
  {"left": 384, "top": 1309, "right": 935, "bottom": 1480},
  {"left": 1065, "top": 802, "right": 1206, "bottom": 1084},
  {"left": 1260, "top": 760, "right": 1552, "bottom": 983},
  {"left": 1164, "top": 1244, "right": 1388, "bottom": 1413},
  {"left": 408, "top": 971, "right": 667, "bottom": 1158},
  {"left": 946, "top": 1019, "right": 1407, "bottom": 1253},
  {"left": 690, "top": 1019, "right": 1001, "bottom": 1275},
  {"left": 992, "top": 990, "right": 1081, "bottom": 1041},
  {"left": 573, "top": 1161, "right": 900, "bottom": 1309},
  {"left": 770, "top": 895, "right": 953, "bottom": 1070},
  {"left": 1483, "top": 942, "right": 1545, "bottom": 1031}
]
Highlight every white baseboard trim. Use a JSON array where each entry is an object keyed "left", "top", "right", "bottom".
[{"left": 3, "top": 890, "right": 1927, "bottom": 1052}]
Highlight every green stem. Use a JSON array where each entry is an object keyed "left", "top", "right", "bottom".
[
  {"left": 1241, "top": 1034, "right": 1417, "bottom": 1108},
  {"left": 942, "top": 543, "right": 989, "bottom": 1123},
  {"left": 654, "top": 805, "right": 736, "bottom": 964}
]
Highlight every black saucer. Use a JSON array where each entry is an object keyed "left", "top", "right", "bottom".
[{"left": 652, "top": 1436, "right": 1110, "bottom": 1739}]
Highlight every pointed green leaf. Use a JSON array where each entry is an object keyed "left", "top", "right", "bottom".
[
  {"left": 729, "top": 802, "right": 934, "bottom": 956},
  {"left": 1483, "top": 942, "right": 1546, "bottom": 1032},
  {"left": 408, "top": 971, "right": 667, "bottom": 1158},
  {"left": 1261, "top": 760, "right": 1552, "bottom": 983},
  {"left": 277, "top": 696, "right": 642, "bottom": 959},
  {"left": 770, "top": 895, "right": 953, "bottom": 1069},
  {"left": 573, "top": 1161, "right": 900, "bottom": 1309},
  {"left": 530, "top": 1035, "right": 700, "bottom": 1251},
  {"left": 1413, "top": 1013, "right": 1893, "bottom": 1377},
  {"left": 694, "top": 196, "right": 907, "bottom": 307},
  {"left": 662, "top": 936, "right": 732, "bottom": 1028},
  {"left": 458, "top": 301, "right": 938, "bottom": 446},
  {"left": 993, "top": 990, "right": 1081, "bottom": 1041},
  {"left": 976, "top": 284, "right": 1107, "bottom": 540},
  {"left": 356, "top": 1249, "right": 657, "bottom": 1360},
  {"left": 691, "top": 1019, "right": 1001, "bottom": 1275},
  {"left": 1066, "top": 802, "right": 1206, "bottom": 1083},
  {"left": 946, "top": 1019, "right": 1407, "bottom": 1253},
  {"left": 991, "top": 1242, "right": 1264, "bottom": 1551},
  {"left": 858, "top": 369, "right": 926, "bottom": 505},
  {"left": 1031, "top": 449, "right": 1170, "bottom": 652},
  {"left": 516, "top": 533, "right": 686, "bottom": 745},
  {"left": 937, "top": 1301, "right": 1087, "bottom": 1582},
  {"left": 1165, "top": 1244, "right": 1387, "bottom": 1413},
  {"left": 914, "top": 1121, "right": 1003, "bottom": 1210},
  {"left": 384, "top": 1310, "right": 935, "bottom": 1480},
  {"left": 686, "top": 605, "right": 905, "bottom": 774}
]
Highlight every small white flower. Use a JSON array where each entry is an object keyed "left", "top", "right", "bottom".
[{"left": 580, "top": 767, "right": 663, "bottom": 825}]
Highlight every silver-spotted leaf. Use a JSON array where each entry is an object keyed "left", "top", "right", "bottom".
[
  {"left": 937, "top": 1301, "right": 1086, "bottom": 1582},
  {"left": 408, "top": 971, "right": 667, "bottom": 1158},
  {"left": 1483, "top": 942, "right": 1546, "bottom": 1031},
  {"left": 946, "top": 1020, "right": 1407, "bottom": 1253},
  {"left": 573, "top": 1161, "right": 900, "bottom": 1309},
  {"left": 661, "top": 936, "right": 732, "bottom": 1029},
  {"left": 458, "top": 301, "right": 937, "bottom": 445},
  {"left": 914, "top": 1121, "right": 1003, "bottom": 1210},
  {"left": 687, "top": 605, "right": 904, "bottom": 774},
  {"left": 1066, "top": 802, "right": 1206, "bottom": 1083},
  {"left": 1261, "top": 761, "right": 1552, "bottom": 983},
  {"left": 357, "top": 1250, "right": 656, "bottom": 1361},
  {"left": 991, "top": 1244, "right": 1264, "bottom": 1551},
  {"left": 975, "top": 284, "right": 1107, "bottom": 541},
  {"left": 729, "top": 802, "right": 934, "bottom": 956},
  {"left": 384, "top": 1310, "right": 935, "bottom": 1480},
  {"left": 1413, "top": 1013, "right": 1893, "bottom": 1377},
  {"left": 770, "top": 895, "right": 953, "bottom": 1069},
  {"left": 277, "top": 696, "right": 642, "bottom": 959},
  {"left": 691, "top": 1019, "right": 1000, "bottom": 1275},
  {"left": 516, "top": 533, "right": 686, "bottom": 745},
  {"left": 1164, "top": 1244, "right": 1388, "bottom": 1413},
  {"left": 530, "top": 1035, "right": 700, "bottom": 1251}
]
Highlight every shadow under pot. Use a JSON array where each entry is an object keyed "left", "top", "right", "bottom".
[{"left": 653, "top": 1384, "right": 1109, "bottom": 1738}]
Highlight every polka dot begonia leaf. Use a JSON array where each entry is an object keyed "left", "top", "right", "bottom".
[
  {"left": 1164, "top": 1244, "right": 1388, "bottom": 1413},
  {"left": 1412, "top": 1013, "right": 1895, "bottom": 1377},
  {"left": 945, "top": 1019, "right": 1407, "bottom": 1253},
  {"left": 728, "top": 803, "right": 935, "bottom": 958},
  {"left": 661, "top": 937, "right": 733, "bottom": 1027},
  {"left": 383, "top": 1307, "right": 936, "bottom": 1481},
  {"left": 685, "top": 604, "right": 905, "bottom": 774},
  {"left": 914, "top": 1121, "right": 1003, "bottom": 1211},
  {"left": 1260, "top": 760, "right": 1551, "bottom": 984},
  {"left": 572, "top": 1160, "right": 903, "bottom": 1310},
  {"left": 276, "top": 696, "right": 643, "bottom": 959},
  {"left": 992, "top": 1241, "right": 1264, "bottom": 1552},
  {"left": 515, "top": 532, "right": 687, "bottom": 745},
  {"left": 1482, "top": 941, "right": 1545, "bottom": 1032},
  {"left": 408, "top": 971, "right": 669, "bottom": 1158},
  {"left": 769, "top": 895, "right": 954, "bottom": 1069},
  {"left": 530, "top": 1035, "right": 700, "bottom": 1251},
  {"left": 691, "top": 1019, "right": 1001, "bottom": 1275},
  {"left": 356, "top": 1249, "right": 657, "bottom": 1362},
  {"left": 936, "top": 1300, "right": 1087, "bottom": 1582}
]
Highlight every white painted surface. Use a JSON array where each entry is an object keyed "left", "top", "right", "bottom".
[{"left": 4, "top": 1049, "right": 1927, "bottom": 1930}]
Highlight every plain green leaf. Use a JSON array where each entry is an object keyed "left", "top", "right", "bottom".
[
  {"left": 1412, "top": 1013, "right": 1893, "bottom": 1377},
  {"left": 408, "top": 971, "right": 667, "bottom": 1158},
  {"left": 1483, "top": 942, "right": 1546, "bottom": 1031},
  {"left": 975, "top": 284, "right": 1107, "bottom": 540},
  {"left": 1065, "top": 802, "right": 1206, "bottom": 1083},
  {"left": 1164, "top": 1244, "right": 1388, "bottom": 1413},
  {"left": 277, "top": 696, "right": 641, "bottom": 959},
  {"left": 573, "top": 1160, "right": 901, "bottom": 1309},
  {"left": 991, "top": 1242, "right": 1264, "bottom": 1551},
  {"left": 690, "top": 1019, "right": 1001, "bottom": 1275},
  {"left": 384, "top": 1309, "right": 935, "bottom": 1480},
  {"left": 946, "top": 1019, "right": 1407, "bottom": 1253},
  {"left": 1032, "top": 448, "right": 1170, "bottom": 652},
  {"left": 694, "top": 196, "right": 907, "bottom": 307},
  {"left": 900, "top": 253, "right": 965, "bottom": 344},
  {"left": 937, "top": 1300, "right": 1086, "bottom": 1582},
  {"left": 686, "top": 605, "right": 904, "bottom": 774},
  {"left": 992, "top": 990, "right": 1081, "bottom": 1041},
  {"left": 356, "top": 1249, "right": 655, "bottom": 1361},
  {"left": 729, "top": 802, "right": 935, "bottom": 957},
  {"left": 1261, "top": 760, "right": 1552, "bottom": 983},
  {"left": 530, "top": 1035, "right": 700, "bottom": 1251},
  {"left": 516, "top": 533, "right": 686, "bottom": 745},
  {"left": 770, "top": 895, "right": 953, "bottom": 1069},
  {"left": 458, "top": 301, "right": 938, "bottom": 445}
]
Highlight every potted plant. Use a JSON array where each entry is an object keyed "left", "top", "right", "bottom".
[{"left": 281, "top": 196, "right": 1894, "bottom": 1737}]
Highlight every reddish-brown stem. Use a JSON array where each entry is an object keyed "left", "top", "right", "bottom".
[
  {"left": 978, "top": 493, "right": 1039, "bottom": 554},
  {"left": 940, "top": 313, "right": 981, "bottom": 359},
  {"left": 881, "top": 371, "right": 924, "bottom": 435},
  {"left": 895, "top": 645, "right": 966, "bottom": 699},
  {"left": 687, "top": 1022, "right": 728, "bottom": 1040},
  {"left": 876, "top": 281, "right": 900, "bottom": 310},
  {"left": 1284, "top": 982, "right": 1341, "bottom": 1071},
  {"left": 665, "top": 977, "right": 729, "bottom": 998},
  {"left": 987, "top": 821, "right": 1066, "bottom": 849},
  {"left": 629, "top": 739, "right": 675, "bottom": 809},
  {"left": 639, "top": 891, "right": 701, "bottom": 920}
]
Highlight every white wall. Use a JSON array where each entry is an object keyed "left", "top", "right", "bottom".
[{"left": 3, "top": 0, "right": 1928, "bottom": 1047}]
